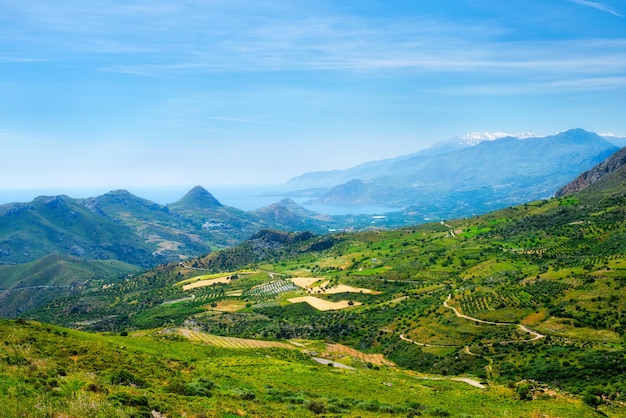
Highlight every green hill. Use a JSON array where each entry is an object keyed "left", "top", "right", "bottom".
[
  {"left": 0, "top": 195, "right": 155, "bottom": 265},
  {"left": 0, "top": 319, "right": 601, "bottom": 417},
  {"left": 0, "top": 255, "right": 139, "bottom": 316},
  {"left": 21, "top": 162, "right": 626, "bottom": 415},
  {"left": 10, "top": 150, "right": 626, "bottom": 415}
]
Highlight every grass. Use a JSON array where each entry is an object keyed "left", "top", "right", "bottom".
[
  {"left": 17, "top": 185, "right": 626, "bottom": 415},
  {"left": 1, "top": 318, "right": 613, "bottom": 417}
]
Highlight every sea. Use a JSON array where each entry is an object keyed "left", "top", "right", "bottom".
[{"left": 0, "top": 185, "right": 403, "bottom": 216}]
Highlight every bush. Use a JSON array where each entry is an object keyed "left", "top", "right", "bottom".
[
  {"left": 108, "top": 392, "right": 150, "bottom": 408},
  {"left": 516, "top": 383, "right": 532, "bottom": 400},
  {"left": 304, "top": 400, "right": 326, "bottom": 414},
  {"left": 429, "top": 407, "right": 451, "bottom": 417},
  {"left": 232, "top": 388, "right": 256, "bottom": 400},
  {"left": 168, "top": 377, "right": 214, "bottom": 397},
  {"left": 109, "top": 369, "right": 148, "bottom": 388}
]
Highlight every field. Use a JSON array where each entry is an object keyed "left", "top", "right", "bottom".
[
  {"left": 290, "top": 277, "right": 325, "bottom": 288},
  {"left": 182, "top": 275, "right": 233, "bottom": 290},
  {"left": 288, "top": 296, "right": 362, "bottom": 311},
  {"left": 177, "top": 328, "right": 295, "bottom": 349},
  {"left": 309, "top": 281, "right": 376, "bottom": 294},
  {"left": 324, "top": 343, "right": 395, "bottom": 367}
]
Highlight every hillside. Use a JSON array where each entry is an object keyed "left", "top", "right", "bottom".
[
  {"left": 251, "top": 198, "right": 335, "bottom": 232},
  {"left": 0, "top": 255, "right": 139, "bottom": 316},
  {"left": 285, "top": 129, "right": 619, "bottom": 219},
  {"left": 555, "top": 146, "right": 626, "bottom": 197},
  {"left": 0, "top": 195, "right": 156, "bottom": 266},
  {"left": 0, "top": 187, "right": 348, "bottom": 317},
  {"left": 24, "top": 161, "right": 626, "bottom": 415},
  {"left": 0, "top": 319, "right": 600, "bottom": 418}
]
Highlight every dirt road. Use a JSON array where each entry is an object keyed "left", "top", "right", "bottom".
[{"left": 443, "top": 294, "right": 545, "bottom": 341}]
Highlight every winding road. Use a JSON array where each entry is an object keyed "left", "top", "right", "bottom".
[
  {"left": 399, "top": 333, "right": 455, "bottom": 348},
  {"left": 443, "top": 294, "right": 545, "bottom": 341}
]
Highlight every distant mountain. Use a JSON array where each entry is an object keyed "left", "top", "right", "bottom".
[
  {"left": 165, "top": 185, "right": 269, "bottom": 247},
  {"left": 602, "top": 133, "right": 626, "bottom": 148},
  {"left": 251, "top": 198, "right": 333, "bottom": 232},
  {"left": 285, "top": 129, "right": 619, "bottom": 219},
  {"left": 555, "top": 146, "right": 626, "bottom": 197},
  {"left": 168, "top": 185, "right": 223, "bottom": 209},
  {"left": 0, "top": 185, "right": 342, "bottom": 270},
  {"left": 0, "top": 194, "right": 156, "bottom": 266},
  {"left": 424, "top": 131, "right": 537, "bottom": 155},
  {"left": 285, "top": 132, "right": 536, "bottom": 189}
]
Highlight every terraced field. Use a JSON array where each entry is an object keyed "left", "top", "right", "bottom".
[{"left": 176, "top": 328, "right": 295, "bottom": 349}]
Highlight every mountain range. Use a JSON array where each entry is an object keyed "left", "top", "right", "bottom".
[
  {"left": 0, "top": 187, "right": 340, "bottom": 314},
  {"left": 284, "top": 129, "right": 622, "bottom": 219},
  {"left": 2, "top": 128, "right": 625, "bottom": 317}
]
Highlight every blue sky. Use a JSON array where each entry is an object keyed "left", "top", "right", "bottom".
[{"left": 1, "top": 0, "right": 625, "bottom": 192}]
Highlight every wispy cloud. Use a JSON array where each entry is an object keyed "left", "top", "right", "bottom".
[
  {"left": 567, "top": 0, "right": 622, "bottom": 17},
  {"left": 207, "top": 116, "right": 274, "bottom": 125},
  {"left": 4, "top": 1, "right": 625, "bottom": 86},
  {"left": 0, "top": 132, "right": 27, "bottom": 140},
  {"left": 426, "top": 76, "right": 626, "bottom": 96}
]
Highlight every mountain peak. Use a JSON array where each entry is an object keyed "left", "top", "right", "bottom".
[
  {"left": 455, "top": 131, "right": 537, "bottom": 146},
  {"left": 171, "top": 186, "right": 222, "bottom": 208}
]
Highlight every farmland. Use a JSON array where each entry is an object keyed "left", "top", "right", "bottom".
[{"left": 20, "top": 177, "right": 626, "bottom": 416}]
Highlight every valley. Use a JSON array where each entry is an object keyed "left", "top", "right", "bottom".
[
  {"left": 14, "top": 156, "right": 626, "bottom": 415},
  {"left": 2, "top": 133, "right": 626, "bottom": 416}
]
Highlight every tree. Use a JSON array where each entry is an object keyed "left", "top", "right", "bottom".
[{"left": 582, "top": 392, "right": 603, "bottom": 411}]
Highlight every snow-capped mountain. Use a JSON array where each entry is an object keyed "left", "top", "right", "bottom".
[
  {"left": 284, "top": 129, "right": 619, "bottom": 220},
  {"left": 454, "top": 131, "right": 537, "bottom": 146}
]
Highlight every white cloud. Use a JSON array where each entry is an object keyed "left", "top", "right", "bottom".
[
  {"left": 567, "top": 0, "right": 622, "bottom": 17},
  {"left": 567, "top": 0, "right": 623, "bottom": 17}
]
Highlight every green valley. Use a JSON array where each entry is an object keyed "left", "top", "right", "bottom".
[{"left": 15, "top": 159, "right": 626, "bottom": 416}]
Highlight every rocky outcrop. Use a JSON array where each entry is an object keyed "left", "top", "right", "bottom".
[{"left": 555, "top": 147, "right": 626, "bottom": 197}]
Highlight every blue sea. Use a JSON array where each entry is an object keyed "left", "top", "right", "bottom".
[{"left": 0, "top": 185, "right": 402, "bottom": 216}]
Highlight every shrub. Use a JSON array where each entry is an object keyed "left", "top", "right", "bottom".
[
  {"left": 109, "top": 369, "right": 148, "bottom": 388},
  {"left": 304, "top": 400, "right": 326, "bottom": 414},
  {"left": 168, "top": 377, "right": 214, "bottom": 397},
  {"left": 429, "top": 407, "right": 451, "bottom": 417},
  {"left": 232, "top": 388, "right": 256, "bottom": 400},
  {"left": 516, "top": 383, "right": 532, "bottom": 400}
]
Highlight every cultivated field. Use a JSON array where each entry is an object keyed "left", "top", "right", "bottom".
[
  {"left": 310, "top": 282, "right": 375, "bottom": 294},
  {"left": 291, "top": 277, "right": 375, "bottom": 294},
  {"left": 324, "top": 343, "right": 395, "bottom": 367},
  {"left": 288, "top": 296, "right": 362, "bottom": 311},
  {"left": 182, "top": 276, "right": 232, "bottom": 290},
  {"left": 177, "top": 328, "right": 295, "bottom": 349},
  {"left": 208, "top": 299, "right": 248, "bottom": 312},
  {"left": 290, "top": 277, "right": 325, "bottom": 288}
]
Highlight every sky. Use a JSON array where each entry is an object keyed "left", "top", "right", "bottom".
[{"left": 1, "top": 0, "right": 626, "bottom": 193}]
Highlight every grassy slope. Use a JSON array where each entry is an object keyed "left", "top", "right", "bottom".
[
  {"left": 0, "top": 255, "right": 139, "bottom": 316},
  {"left": 0, "top": 319, "right": 599, "bottom": 418}
]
